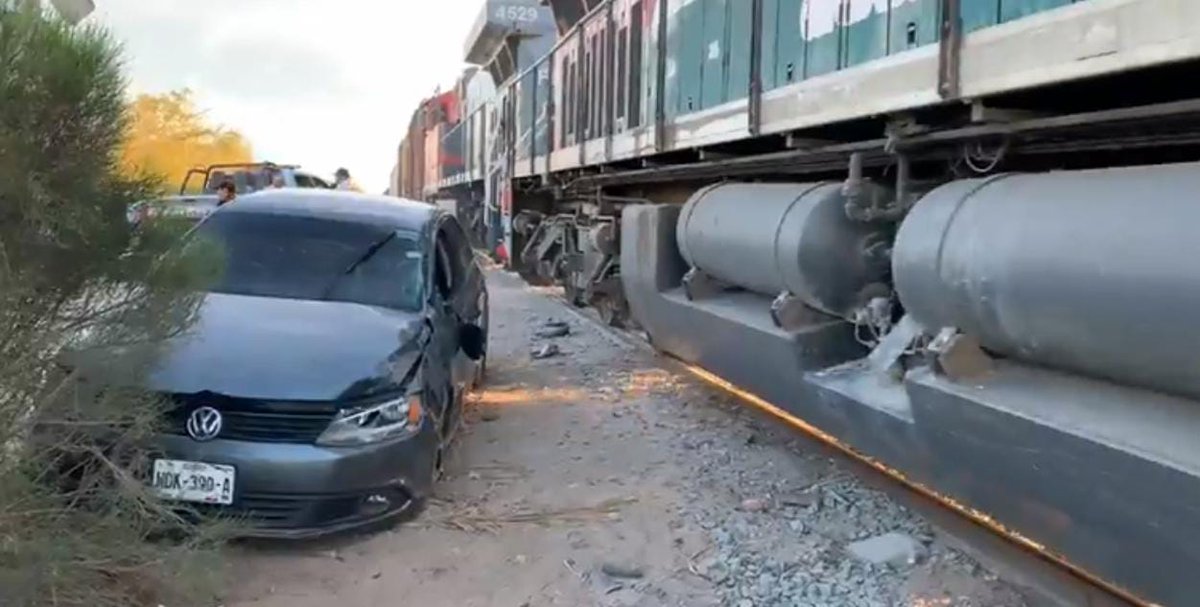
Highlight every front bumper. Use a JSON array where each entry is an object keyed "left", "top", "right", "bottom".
[{"left": 155, "top": 418, "right": 438, "bottom": 539}]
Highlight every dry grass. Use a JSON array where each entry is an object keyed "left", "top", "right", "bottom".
[{"left": 428, "top": 497, "right": 638, "bottom": 534}]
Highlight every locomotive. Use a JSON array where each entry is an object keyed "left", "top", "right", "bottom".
[{"left": 397, "top": 1, "right": 1200, "bottom": 604}]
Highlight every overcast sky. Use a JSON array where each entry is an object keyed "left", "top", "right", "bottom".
[{"left": 94, "top": 0, "right": 482, "bottom": 193}]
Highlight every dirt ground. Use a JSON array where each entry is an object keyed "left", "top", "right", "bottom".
[{"left": 225, "top": 270, "right": 1038, "bottom": 607}]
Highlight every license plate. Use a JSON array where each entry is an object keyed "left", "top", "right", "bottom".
[{"left": 151, "top": 459, "right": 235, "bottom": 505}]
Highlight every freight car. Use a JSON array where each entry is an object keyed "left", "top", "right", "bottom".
[
  {"left": 394, "top": 68, "right": 500, "bottom": 245},
  {"left": 412, "top": 1, "right": 1200, "bottom": 604},
  {"left": 392, "top": 76, "right": 473, "bottom": 201},
  {"left": 392, "top": 101, "right": 427, "bottom": 199}
]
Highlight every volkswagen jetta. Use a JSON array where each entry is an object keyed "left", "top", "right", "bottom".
[{"left": 145, "top": 189, "right": 487, "bottom": 538}]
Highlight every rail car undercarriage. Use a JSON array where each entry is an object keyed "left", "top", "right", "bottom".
[
  {"left": 497, "top": 99, "right": 1200, "bottom": 606},
  {"left": 514, "top": 209, "right": 631, "bottom": 327}
]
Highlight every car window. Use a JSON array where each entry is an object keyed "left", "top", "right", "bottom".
[
  {"left": 193, "top": 212, "right": 424, "bottom": 312},
  {"left": 440, "top": 217, "right": 473, "bottom": 269},
  {"left": 326, "top": 235, "right": 425, "bottom": 310},
  {"left": 293, "top": 174, "right": 314, "bottom": 188},
  {"left": 433, "top": 233, "right": 455, "bottom": 300},
  {"left": 205, "top": 169, "right": 269, "bottom": 194}
]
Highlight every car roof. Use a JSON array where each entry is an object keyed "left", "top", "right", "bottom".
[{"left": 218, "top": 189, "right": 441, "bottom": 232}]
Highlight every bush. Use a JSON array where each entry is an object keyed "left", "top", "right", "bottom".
[{"left": 0, "top": 3, "right": 227, "bottom": 605}]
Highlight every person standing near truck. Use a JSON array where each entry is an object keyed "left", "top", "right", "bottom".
[
  {"left": 216, "top": 180, "right": 237, "bottom": 206},
  {"left": 334, "top": 168, "right": 362, "bottom": 192}
]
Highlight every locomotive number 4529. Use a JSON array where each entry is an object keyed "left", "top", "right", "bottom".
[{"left": 494, "top": 4, "right": 538, "bottom": 22}]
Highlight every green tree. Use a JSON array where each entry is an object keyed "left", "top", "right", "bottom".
[{"left": 0, "top": 3, "right": 227, "bottom": 605}]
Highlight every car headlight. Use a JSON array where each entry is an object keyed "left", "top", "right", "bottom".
[{"left": 316, "top": 394, "right": 424, "bottom": 447}]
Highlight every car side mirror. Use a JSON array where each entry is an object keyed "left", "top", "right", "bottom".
[{"left": 459, "top": 323, "right": 485, "bottom": 361}]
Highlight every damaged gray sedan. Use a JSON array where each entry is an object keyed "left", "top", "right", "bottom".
[{"left": 145, "top": 189, "right": 487, "bottom": 538}]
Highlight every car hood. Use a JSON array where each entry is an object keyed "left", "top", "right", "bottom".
[{"left": 145, "top": 292, "right": 428, "bottom": 401}]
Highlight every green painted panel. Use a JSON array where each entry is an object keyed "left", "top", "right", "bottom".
[
  {"left": 760, "top": 0, "right": 781, "bottom": 91},
  {"left": 1000, "top": 0, "right": 1074, "bottom": 22},
  {"left": 700, "top": 0, "right": 728, "bottom": 109},
  {"left": 803, "top": 0, "right": 842, "bottom": 78},
  {"left": 664, "top": 0, "right": 683, "bottom": 117},
  {"left": 776, "top": 0, "right": 804, "bottom": 85},
  {"left": 726, "top": 0, "right": 753, "bottom": 102},
  {"left": 677, "top": 0, "right": 705, "bottom": 114},
  {"left": 641, "top": 2, "right": 658, "bottom": 127},
  {"left": 961, "top": 0, "right": 999, "bottom": 33},
  {"left": 889, "top": 0, "right": 940, "bottom": 54},
  {"left": 844, "top": 0, "right": 889, "bottom": 68}
]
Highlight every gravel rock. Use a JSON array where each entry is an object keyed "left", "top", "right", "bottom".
[
  {"left": 739, "top": 498, "right": 769, "bottom": 513},
  {"left": 847, "top": 532, "right": 925, "bottom": 567}
]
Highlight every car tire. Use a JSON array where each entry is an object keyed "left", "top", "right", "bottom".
[
  {"left": 471, "top": 299, "right": 489, "bottom": 389},
  {"left": 472, "top": 353, "right": 487, "bottom": 389}
]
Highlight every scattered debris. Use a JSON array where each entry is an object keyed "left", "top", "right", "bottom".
[
  {"left": 563, "top": 558, "right": 581, "bottom": 578},
  {"left": 536, "top": 319, "right": 571, "bottom": 338},
  {"left": 779, "top": 492, "right": 818, "bottom": 508},
  {"left": 601, "top": 560, "right": 645, "bottom": 579},
  {"left": 531, "top": 343, "right": 560, "bottom": 359},
  {"left": 847, "top": 531, "right": 926, "bottom": 567}
]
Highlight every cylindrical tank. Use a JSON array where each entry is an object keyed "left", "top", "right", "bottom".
[
  {"left": 893, "top": 162, "right": 1200, "bottom": 400},
  {"left": 676, "top": 182, "right": 894, "bottom": 319}
]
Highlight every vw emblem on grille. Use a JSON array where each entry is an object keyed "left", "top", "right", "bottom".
[{"left": 186, "top": 406, "right": 223, "bottom": 442}]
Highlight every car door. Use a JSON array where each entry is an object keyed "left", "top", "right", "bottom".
[
  {"left": 426, "top": 220, "right": 462, "bottom": 430},
  {"left": 439, "top": 217, "right": 483, "bottom": 390}
]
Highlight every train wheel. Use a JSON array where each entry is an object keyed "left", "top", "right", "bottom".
[{"left": 564, "top": 283, "right": 587, "bottom": 307}]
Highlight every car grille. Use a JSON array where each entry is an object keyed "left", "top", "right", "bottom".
[
  {"left": 165, "top": 394, "right": 337, "bottom": 444},
  {"left": 187, "top": 488, "right": 413, "bottom": 531}
]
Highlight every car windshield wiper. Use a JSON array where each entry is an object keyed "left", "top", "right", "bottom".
[{"left": 320, "top": 231, "right": 397, "bottom": 299}]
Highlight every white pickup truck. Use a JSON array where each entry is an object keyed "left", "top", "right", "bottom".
[{"left": 128, "top": 162, "right": 331, "bottom": 225}]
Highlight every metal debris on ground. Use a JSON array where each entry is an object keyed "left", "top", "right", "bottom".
[
  {"left": 532, "top": 343, "right": 560, "bottom": 359},
  {"left": 535, "top": 319, "right": 571, "bottom": 338},
  {"left": 600, "top": 560, "right": 645, "bottom": 579}
]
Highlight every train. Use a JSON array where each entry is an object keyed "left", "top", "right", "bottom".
[{"left": 394, "top": 1, "right": 1200, "bottom": 604}]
